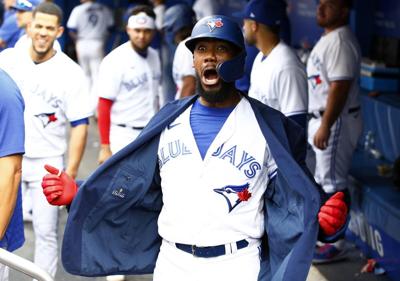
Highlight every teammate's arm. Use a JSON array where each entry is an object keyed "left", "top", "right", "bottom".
[
  {"left": 179, "top": 75, "right": 196, "bottom": 98},
  {"left": 0, "top": 154, "right": 22, "bottom": 239},
  {"left": 68, "top": 29, "right": 78, "bottom": 43},
  {"left": 65, "top": 122, "right": 88, "bottom": 179},
  {"left": 313, "top": 80, "right": 352, "bottom": 150}
]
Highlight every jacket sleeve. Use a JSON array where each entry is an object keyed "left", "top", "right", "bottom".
[{"left": 283, "top": 118, "right": 346, "bottom": 242}]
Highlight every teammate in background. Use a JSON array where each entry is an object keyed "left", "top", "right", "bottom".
[
  {"left": 10, "top": 0, "right": 40, "bottom": 38},
  {"left": 0, "top": 2, "right": 93, "bottom": 278},
  {"left": 307, "top": 0, "right": 362, "bottom": 263},
  {"left": 192, "top": 0, "right": 218, "bottom": 21},
  {"left": 96, "top": 5, "right": 161, "bottom": 166},
  {"left": 162, "top": 3, "right": 196, "bottom": 99},
  {"left": 242, "top": 0, "right": 308, "bottom": 130},
  {"left": 42, "top": 16, "right": 348, "bottom": 281},
  {"left": 67, "top": 0, "right": 114, "bottom": 91},
  {"left": 0, "top": 69, "right": 25, "bottom": 281},
  {"left": 0, "top": 0, "right": 21, "bottom": 50}
]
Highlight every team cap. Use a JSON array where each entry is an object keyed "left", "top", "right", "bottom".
[
  {"left": 11, "top": 0, "right": 41, "bottom": 12},
  {"left": 235, "top": 0, "right": 286, "bottom": 27}
]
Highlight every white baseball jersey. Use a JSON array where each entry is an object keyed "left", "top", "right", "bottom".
[
  {"left": 0, "top": 47, "right": 93, "bottom": 158},
  {"left": 157, "top": 98, "right": 277, "bottom": 246},
  {"left": 96, "top": 42, "right": 161, "bottom": 127},
  {"left": 193, "top": 0, "right": 218, "bottom": 21},
  {"left": 172, "top": 38, "right": 195, "bottom": 99},
  {"left": 67, "top": 1, "right": 114, "bottom": 41},
  {"left": 307, "top": 25, "right": 361, "bottom": 113},
  {"left": 249, "top": 42, "right": 308, "bottom": 117}
]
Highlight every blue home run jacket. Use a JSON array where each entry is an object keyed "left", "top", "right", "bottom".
[{"left": 62, "top": 95, "right": 321, "bottom": 281}]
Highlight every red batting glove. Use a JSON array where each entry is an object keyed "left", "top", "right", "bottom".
[
  {"left": 41, "top": 164, "right": 78, "bottom": 206},
  {"left": 318, "top": 192, "right": 348, "bottom": 236}
]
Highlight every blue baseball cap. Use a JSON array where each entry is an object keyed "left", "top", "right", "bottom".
[
  {"left": 11, "top": 0, "right": 41, "bottom": 12},
  {"left": 236, "top": 0, "right": 287, "bottom": 27}
]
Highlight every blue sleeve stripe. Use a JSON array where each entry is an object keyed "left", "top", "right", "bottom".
[
  {"left": 70, "top": 118, "right": 89, "bottom": 127},
  {"left": 68, "top": 28, "right": 78, "bottom": 33},
  {"left": 328, "top": 76, "right": 353, "bottom": 81},
  {"left": 268, "top": 169, "right": 278, "bottom": 180}
]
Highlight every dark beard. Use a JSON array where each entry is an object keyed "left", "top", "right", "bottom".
[{"left": 196, "top": 74, "right": 236, "bottom": 104}]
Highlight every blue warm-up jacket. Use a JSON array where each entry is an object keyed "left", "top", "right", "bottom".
[{"left": 62, "top": 95, "right": 323, "bottom": 281}]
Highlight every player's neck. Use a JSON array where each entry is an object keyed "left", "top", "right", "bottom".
[
  {"left": 323, "top": 22, "right": 347, "bottom": 35},
  {"left": 29, "top": 47, "right": 57, "bottom": 64},
  {"left": 257, "top": 35, "right": 279, "bottom": 57}
]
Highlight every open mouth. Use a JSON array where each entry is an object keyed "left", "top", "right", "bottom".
[{"left": 202, "top": 67, "right": 220, "bottom": 86}]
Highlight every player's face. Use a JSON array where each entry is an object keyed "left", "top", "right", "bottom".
[
  {"left": 316, "top": 0, "right": 348, "bottom": 29},
  {"left": 127, "top": 27, "right": 154, "bottom": 53},
  {"left": 16, "top": 10, "right": 32, "bottom": 28},
  {"left": 193, "top": 39, "right": 237, "bottom": 104},
  {"left": 28, "top": 12, "right": 63, "bottom": 61},
  {"left": 243, "top": 19, "right": 256, "bottom": 46}
]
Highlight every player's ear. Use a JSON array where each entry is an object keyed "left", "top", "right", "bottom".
[{"left": 56, "top": 26, "right": 64, "bottom": 39}]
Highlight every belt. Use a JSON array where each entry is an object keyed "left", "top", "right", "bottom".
[
  {"left": 116, "top": 124, "right": 145, "bottom": 130},
  {"left": 174, "top": 239, "right": 249, "bottom": 258},
  {"left": 309, "top": 106, "right": 360, "bottom": 119}
]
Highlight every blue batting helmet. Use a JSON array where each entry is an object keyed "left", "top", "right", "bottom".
[
  {"left": 162, "top": 4, "right": 196, "bottom": 35},
  {"left": 185, "top": 15, "right": 246, "bottom": 82}
]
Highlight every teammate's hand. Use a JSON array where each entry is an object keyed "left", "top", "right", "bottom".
[
  {"left": 314, "top": 124, "right": 330, "bottom": 150},
  {"left": 98, "top": 145, "right": 112, "bottom": 165},
  {"left": 41, "top": 164, "right": 78, "bottom": 206},
  {"left": 318, "top": 192, "right": 348, "bottom": 236}
]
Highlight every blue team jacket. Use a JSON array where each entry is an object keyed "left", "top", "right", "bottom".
[{"left": 62, "top": 95, "right": 321, "bottom": 281}]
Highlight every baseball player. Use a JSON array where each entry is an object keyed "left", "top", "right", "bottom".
[
  {"left": 307, "top": 0, "right": 362, "bottom": 263},
  {"left": 162, "top": 3, "right": 196, "bottom": 99},
  {"left": 0, "top": 0, "right": 21, "bottom": 50},
  {"left": 41, "top": 15, "right": 348, "bottom": 281},
  {"left": 243, "top": 0, "right": 308, "bottom": 130},
  {"left": 0, "top": 2, "right": 93, "bottom": 278},
  {"left": 67, "top": 0, "right": 114, "bottom": 91},
  {"left": 0, "top": 69, "right": 25, "bottom": 281},
  {"left": 96, "top": 5, "right": 161, "bottom": 165}
]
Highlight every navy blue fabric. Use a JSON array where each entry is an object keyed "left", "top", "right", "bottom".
[
  {"left": 62, "top": 94, "right": 325, "bottom": 280},
  {"left": 70, "top": 118, "right": 89, "bottom": 127},
  {"left": 0, "top": 69, "right": 25, "bottom": 252},
  {"left": 190, "top": 99, "right": 234, "bottom": 159},
  {"left": 288, "top": 113, "right": 307, "bottom": 131}
]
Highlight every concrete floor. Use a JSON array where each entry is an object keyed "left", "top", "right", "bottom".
[{"left": 8, "top": 119, "right": 392, "bottom": 281}]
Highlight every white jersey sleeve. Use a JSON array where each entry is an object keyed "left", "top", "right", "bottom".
[
  {"left": 276, "top": 66, "right": 308, "bottom": 116},
  {"left": 326, "top": 38, "right": 358, "bottom": 81},
  {"left": 96, "top": 52, "right": 121, "bottom": 100},
  {"left": 66, "top": 7, "right": 79, "bottom": 29}
]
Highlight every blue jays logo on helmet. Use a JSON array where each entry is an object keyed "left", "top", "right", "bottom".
[
  {"left": 207, "top": 18, "right": 224, "bottom": 32},
  {"left": 214, "top": 183, "right": 252, "bottom": 213}
]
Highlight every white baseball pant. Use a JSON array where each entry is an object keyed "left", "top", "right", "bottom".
[
  {"left": 0, "top": 265, "right": 9, "bottom": 281},
  {"left": 308, "top": 111, "right": 363, "bottom": 193},
  {"left": 21, "top": 156, "right": 64, "bottom": 278},
  {"left": 110, "top": 124, "right": 142, "bottom": 154},
  {"left": 153, "top": 239, "right": 261, "bottom": 281}
]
